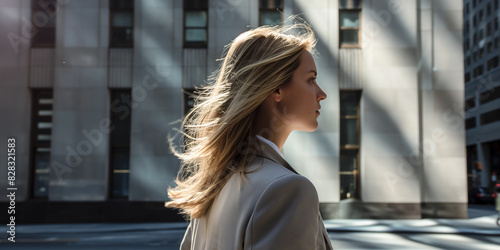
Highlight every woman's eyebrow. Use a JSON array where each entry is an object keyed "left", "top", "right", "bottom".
[{"left": 308, "top": 70, "right": 317, "bottom": 76}]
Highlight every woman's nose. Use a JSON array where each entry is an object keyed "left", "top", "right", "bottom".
[{"left": 317, "top": 86, "right": 327, "bottom": 101}]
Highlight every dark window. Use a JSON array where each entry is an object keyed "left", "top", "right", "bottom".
[
  {"left": 465, "top": 72, "right": 471, "bottom": 83},
  {"left": 473, "top": 32, "right": 478, "bottom": 46},
  {"left": 487, "top": 22, "right": 492, "bottom": 36},
  {"left": 473, "top": 64, "right": 484, "bottom": 77},
  {"left": 339, "top": 90, "right": 361, "bottom": 200},
  {"left": 466, "top": 146, "right": 477, "bottom": 191},
  {"left": 109, "top": 89, "right": 132, "bottom": 198},
  {"left": 479, "top": 10, "right": 483, "bottom": 22},
  {"left": 479, "top": 47, "right": 484, "bottom": 58},
  {"left": 480, "top": 108, "right": 500, "bottom": 125},
  {"left": 183, "top": 0, "right": 208, "bottom": 48},
  {"left": 467, "top": 56, "right": 471, "bottom": 66},
  {"left": 259, "top": 0, "right": 283, "bottom": 26},
  {"left": 495, "top": 17, "right": 499, "bottom": 30},
  {"left": 487, "top": 3, "right": 492, "bottom": 16},
  {"left": 31, "top": 0, "right": 56, "bottom": 47},
  {"left": 487, "top": 56, "right": 499, "bottom": 70},
  {"left": 479, "top": 85, "right": 500, "bottom": 104},
  {"left": 29, "top": 89, "right": 53, "bottom": 198},
  {"left": 495, "top": 37, "right": 500, "bottom": 48},
  {"left": 465, "top": 117, "right": 476, "bottom": 130},
  {"left": 487, "top": 41, "right": 493, "bottom": 53},
  {"left": 479, "top": 29, "right": 483, "bottom": 41},
  {"left": 110, "top": 0, "right": 134, "bottom": 47},
  {"left": 496, "top": 0, "right": 499, "bottom": 10},
  {"left": 465, "top": 97, "right": 475, "bottom": 111},
  {"left": 465, "top": 20, "right": 469, "bottom": 34},
  {"left": 339, "top": 0, "right": 362, "bottom": 48},
  {"left": 466, "top": 3, "right": 470, "bottom": 14}
]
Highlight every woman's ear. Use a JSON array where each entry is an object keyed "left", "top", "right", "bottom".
[{"left": 269, "top": 89, "right": 282, "bottom": 102}]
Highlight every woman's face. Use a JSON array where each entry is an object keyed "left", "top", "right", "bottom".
[{"left": 277, "top": 50, "right": 327, "bottom": 132}]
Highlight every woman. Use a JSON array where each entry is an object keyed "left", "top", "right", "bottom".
[{"left": 166, "top": 23, "right": 332, "bottom": 250}]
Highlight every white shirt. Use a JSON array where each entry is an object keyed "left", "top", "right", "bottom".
[{"left": 256, "top": 135, "right": 284, "bottom": 158}]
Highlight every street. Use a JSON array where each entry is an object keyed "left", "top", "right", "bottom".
[{"left": 1, "top": 204, "right": 499, "bottom": 249}]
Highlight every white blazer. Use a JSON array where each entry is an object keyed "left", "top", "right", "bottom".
[{"left": 180, "top": 139, "right": 333, "bottom": 250}]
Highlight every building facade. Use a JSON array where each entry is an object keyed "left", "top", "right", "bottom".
[
  {"left": 0, "top": 0, "right": 466, "bottom": 223},
  {"left": 463, "top": 0, "right": 500, "bottom": 193}
]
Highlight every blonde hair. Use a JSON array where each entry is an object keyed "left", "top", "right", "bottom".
[{"left": 165, "top": 22, "right": 316, "bottom": 219}]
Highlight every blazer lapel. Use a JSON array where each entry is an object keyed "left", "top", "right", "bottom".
[{"left": 255, "top": 139, "right": 299, "bottom": 175}]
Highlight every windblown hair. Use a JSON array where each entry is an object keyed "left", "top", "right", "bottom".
[{"left": 165, "top": 22, "right": 316, "bottom": 219}]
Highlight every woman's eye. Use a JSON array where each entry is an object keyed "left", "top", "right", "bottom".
[{"left": 310, "top": 78, "right": 316, "bottom": 83}]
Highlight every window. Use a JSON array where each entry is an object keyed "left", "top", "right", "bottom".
[
  {"left": 339, "top": 91, "right": 361, "bottom": 200},
  {"left": 487, "top": 22, "right": 492, "bottom": 36},
  {"left": 466, "top": 3, "right": 470, "bottom": 14},
  {"left": 473, "top": 32, "right": 478, "bottom": 46},
  {"left": 183, "top": 0, "right": 208, "bottom": 48},
  {"left": 487, "top": 56, "right": 499, "bottom": 70},
  {"left": 479, "top": 29, "right": 483, "bottom": 41},
  {"left": 259, "top": 0, "right": 283, "bottom": 26},
  {"left": 339, "top": 0, "right": 362, "bottom": 48},
  {"left": 465, "top": 97, "right": 475, "bottom": 111},
  {"left": 474, "top": 51, "right": 478, "bottom": 61},
  {"left": 473, "top": 0, "right": 477, "bottom": 8},
  {"left": 30, "top": 89, "right": 53, "bottom": 198},
  {"left": 479, "top": 10, "right": 483, "bottom": 22},
  {"left": 110, "top": 0, "right": 134, "bottom": 47},
  {"left": 109, "top": 89, "right": 132, "bottom": 198},
  {"left": 465, "top": 72, "right": 471, "bottom": 83},
  {"left": 479, "top": 85, "right": 500, "bottom": 104},
  {"left": 480, "top": 108, "right": 500, "bottom": 125},
  {"left": 479, "top": 47, "right": 484, "bottom": 58},
  {"left": 465, "top": 117, "right": 476, "bottom": 130},
  {"left": 495, "top": 37, "right": 500, "bottom": 48},
  {"left": 467, "top": 56, "right": 471, "bottom": 66},
  {"left": 495, "top": 17, "right": 499, "bottom": 31},
  {"left": 496, "top": 0, "right": 499, "bottom": 10},
  {"left": 473, "top": 64, "right": 484, "bottom": 77},
  {"left": 487, "top": 41, "right": 493, "bottom": 52},
  {"left": 487, "top": 3, "right": 492, "bottom": 16},
  {"left": 466, "top": 146, "right": 477, "bottom": 190},
  {"left": 31, "top": 0, "right": 56, "bottom": 47},
  {"left": 465, "top": 20, "right": 469, "bottom": 34}
]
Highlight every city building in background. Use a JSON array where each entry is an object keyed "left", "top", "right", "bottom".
[
  {"left": 463, "top": 0, "right": 500, "bottom": 194},
  {"left": 0, "top": 0, "right": 466, "bottom": 222}
]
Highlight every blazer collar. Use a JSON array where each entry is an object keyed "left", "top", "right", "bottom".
[{"left": 255, "top": 139, "right": 299, "bottom": 175}]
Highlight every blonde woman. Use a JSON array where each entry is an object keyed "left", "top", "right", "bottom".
[{"left": 166, "top": 23, "right": 332, "bottom": 250}]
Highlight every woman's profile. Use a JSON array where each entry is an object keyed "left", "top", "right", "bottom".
[{"left": 165, "top": 21, "right": 332, "bottom": 250}]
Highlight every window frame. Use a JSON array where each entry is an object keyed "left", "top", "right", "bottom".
[
  {"left": 339, "top": 6, "right": 362, "bottom": 48},
  {"left": 108, "top": 88, "right": 132, "bottom": 199},
  {"left": 109, "top": 0, "right": 134, "bottom": 48},
  {"left": 31, "top": 0, "right": 56, "bottom": 48},
  {"left": 183, "top": 0, "right": 208, "bottom": 48},
  {"left": 258, "top": 0, "right": 284, "bottom": 26},
  {"left": 339, "top": 90, "right": 362, "bottom": 200},
  {"left": 29, "top": 88, "right": 54, "bottom": 199}
]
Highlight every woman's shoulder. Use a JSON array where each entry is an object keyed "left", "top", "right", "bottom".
[{"left": 243, "top": 157, "right": 318, "bottom": 200}]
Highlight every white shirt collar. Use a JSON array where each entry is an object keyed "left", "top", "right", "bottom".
[{"left": 256, "top": 135, "right": 284, "bottom": 158}]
